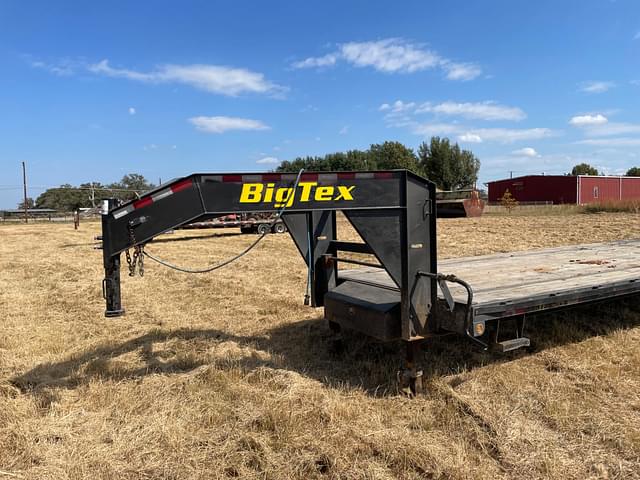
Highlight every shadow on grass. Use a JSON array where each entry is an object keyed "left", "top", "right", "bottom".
[{"left": 11, "top": 297, "right": 640, "bottom": 400}]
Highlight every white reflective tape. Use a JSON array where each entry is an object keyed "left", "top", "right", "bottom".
[
  {"left": 151, "top": 188, "right": 173, "bottom": 202},
  {"left": 318, "top": 173, "right": 337, "bottom": 183},
  {"left": 242, "top": 174, "right": 263, "bottom": 182},
  {"left": 355, "top": 172, "right": 374, "bottom": 179},
  {"left": 112, "top": 205, "right": 134, "bottom": 219}
]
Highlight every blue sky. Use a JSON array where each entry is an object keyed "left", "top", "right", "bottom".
[{"left": 1, "top": 0, "right": 640, "bottom": 208}]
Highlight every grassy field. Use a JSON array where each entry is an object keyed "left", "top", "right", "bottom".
[{"left": 1, "top": 213, "right": 640, "bottom": 479}]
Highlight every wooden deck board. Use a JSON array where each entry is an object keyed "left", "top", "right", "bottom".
[{"left": 339, "top": 239, "right": 640, "bottom": 317}]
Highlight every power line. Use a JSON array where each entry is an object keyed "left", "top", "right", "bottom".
[{"left": 0, "top": 185, "right": 149, "bottom": 193}]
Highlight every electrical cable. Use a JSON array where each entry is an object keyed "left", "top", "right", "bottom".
[{"left": 142, "top": 169, "right": 306, "bottom": 274}]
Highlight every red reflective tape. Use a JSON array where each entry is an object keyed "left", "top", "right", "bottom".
[
  {"left": 222, "top": 174, "right": 243, "bottom": 182},
  {"left": 374, "top": 172, "right": 394, "bottom": 179},
  {"left": 300, "top": 173, "right": 318, "bottom": 181},
  {"left": 171, "top": 179, "right": 193, "bottom": 193},
  {"left": 262, "top": 173, "right": 281, "bottom": 182},
  {"left": 337, "top": 172, "right": 356, "bottom": 180},
  {"left": 133, "top": 197, "right": 153, "bottom": 209}
]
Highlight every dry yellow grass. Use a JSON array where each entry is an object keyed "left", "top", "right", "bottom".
[{"left": 1, "top": 213, "right": 640, "bottom": 479}]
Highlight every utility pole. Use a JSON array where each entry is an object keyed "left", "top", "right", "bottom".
[{"left": 22, "top": 161, "right": 28, "bottom": 223}]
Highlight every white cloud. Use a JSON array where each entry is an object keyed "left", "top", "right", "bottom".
[
  {"left": 442, "top": 62, "right": 482, "bottom": 81},
  {"left": 579, "top": 122, "right": 640, "bottom": 137},
  {"left": 411, "top": 123, "right": 462, "bottom": 137},
  {"left": 28, "top": 58, "right": 77, "bottom": 76},
  {"left": 410, "top": 123, "right": 553, "bottom": 143},
  {"left": 569, "top": 114, "right": 608, "bottom": 126},
  {"left": 188, "top": 116, "right": 270, "bottom": 134},
  {"left": 143, "top": 144, "right": 157, "bottom": 151},
  {"left": 292, "top": 38, "right": 481, "bottom": 80},
  {"left": 416, "top": 101, "right": 526, "bottom": 121},
  {"left": 634, "top": 31, "right": 640, "bottom": 40},
  {"left": 339, "top": 39, "right": 441, "bottom": 73},
  {"left": 464, "top": 128, "right": 553, "bottom": 143},
  {"left": 339, "top": 125, "right": 349, "bottom": 135},
  {"left": 579, "top": 81, "right": 615, "bottom": 94},
  {"left": 380, "top": 100, "right": 416, "bottom": 114},
  {"left": 256, "top": 156, "right": 280, "bottom": 164},
  {"left": 292, "top": 54, "right": 337, "bottom": 69},
  {"left": 577, "top": 138, "right": 640, "bottom": 147},
  {"left": 459, "top": 133, "right": 483, "bottom": 143},
  {"left": 128, "top": 107, "right": 136, "bottom": 115},
  {"left": 88, "top": 59, "right": 286, "bottom": 97},
  {"left": 512, "top": 147, "right": 539, "bottom": 157}
]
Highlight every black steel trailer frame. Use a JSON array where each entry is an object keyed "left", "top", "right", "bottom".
[{"left": 99, "top": 170, "right": 640, "bottom": 394}]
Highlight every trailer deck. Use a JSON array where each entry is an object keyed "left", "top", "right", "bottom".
[{"left": 339, "top": 239, "right": 640, "bottom": 335}]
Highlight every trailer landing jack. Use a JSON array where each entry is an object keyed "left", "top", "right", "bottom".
[{"left": 398, "top": 340, "right": 425, "bottom": 396}]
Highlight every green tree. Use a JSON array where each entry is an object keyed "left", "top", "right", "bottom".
[
  {"left": 571, "top": 163, "right": 599, "bottom": 176},
  {"left": 277, "top": 150, "right": 372, "bottom": 173},
  {"left": 35, "top": 174, "right": 154, "bottom": 211},
  {"left": 417, "top": 137, "right": 480, "bottom": 190},
  {"left": 17, "top": 197, "right": 34, "bottom": 209},
  {"left": 368, "top": 141, "right": 419, "bottom": 172},
  {"left": 626, "top": 166, "right": 640, "bottom": 176},
  {"left": 36, "top": 184, "right": 88, "bottom": 211},
  {"left": 109, "top": 174, "right": 155, "bottom": 201}
]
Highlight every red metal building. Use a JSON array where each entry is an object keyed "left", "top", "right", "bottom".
[{"left": 487, "top": 175, "right": 640, "bottom": 205}]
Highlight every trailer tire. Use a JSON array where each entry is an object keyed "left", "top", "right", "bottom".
[
  {"left": 272, "top": 223, "right": 286, "bottom": 234},
  {"left": 257, "top": 223, "right": 270, "bottom": 235}
]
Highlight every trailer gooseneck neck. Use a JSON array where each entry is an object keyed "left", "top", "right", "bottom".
[{"left": 101, "top": 170, "right": 438, "bottom": 342}]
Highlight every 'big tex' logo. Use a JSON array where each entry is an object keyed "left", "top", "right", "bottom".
[{"left": 240, "top": 182, "right": 355, "bottom": 207}]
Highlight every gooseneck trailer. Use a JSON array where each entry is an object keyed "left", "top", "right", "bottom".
[{"left": 100, "top": 170, "right": 640, "bottom": 394}]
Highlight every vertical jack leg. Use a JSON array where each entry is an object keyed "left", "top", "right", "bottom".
[
  {"left": 103, "top": 253, "right": 125, "bottom": 317},
  {"left": 398, "top": 340, "right": 424, "bottom": 396}
]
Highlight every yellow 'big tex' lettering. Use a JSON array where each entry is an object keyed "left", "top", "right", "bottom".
[{"left": 239, "top": 182, "right": 355, "bottom": 207}]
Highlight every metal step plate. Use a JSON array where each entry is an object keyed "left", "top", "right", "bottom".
[{"left": 493, "top": 337, "right": 531, "bottom": 353}]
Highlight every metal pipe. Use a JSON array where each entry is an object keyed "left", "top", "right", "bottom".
[
  {"left": 324, "top": 255, "right": 384, "bottom": 269},
  {"left": 417, "top": 271, "right": 487, "bottom": 349}
]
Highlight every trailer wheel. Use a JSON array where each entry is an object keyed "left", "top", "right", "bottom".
[
  {"left": 257, "top": 223, "right": 270, "bottom": 235},
  {"left": 272, "top": 223, "right": 286, "bottom": 234}
]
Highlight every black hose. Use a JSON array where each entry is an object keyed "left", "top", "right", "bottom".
[{"left": 142, "top": 169, "right": 305, "bottom": 274}]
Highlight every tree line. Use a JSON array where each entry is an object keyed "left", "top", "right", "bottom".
[
  {"left": 571, "top": 163, "right": 640, "bottom": 176},
  {"left": 28, "top": 174, "right": 155, "bottom": 212},
  {"left": 277, "top": 138, "right": 481, "bottom": 191}
]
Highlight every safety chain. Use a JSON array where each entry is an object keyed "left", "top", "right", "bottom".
[{"left": 125, "top": 226, "right": 145, "bottom": 277}]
